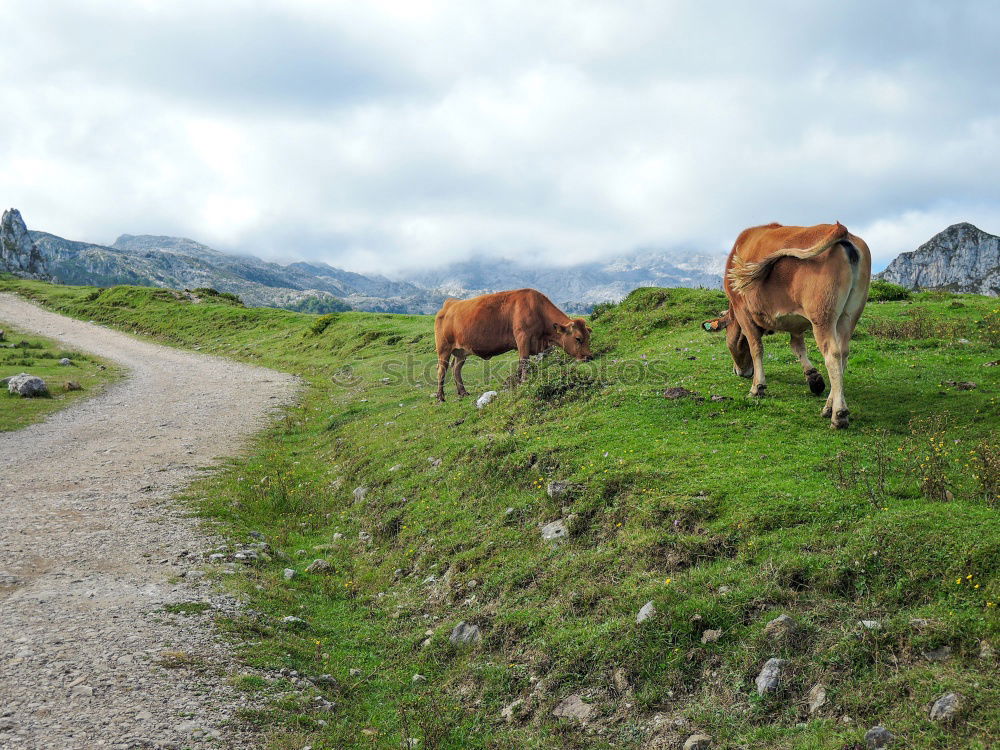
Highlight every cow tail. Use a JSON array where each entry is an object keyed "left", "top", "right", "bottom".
[{"left": 728, "top": 222, "right": 850, "bottom": 293}]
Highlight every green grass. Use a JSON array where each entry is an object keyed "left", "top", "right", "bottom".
[
  {"left": 0, "top": 321, "right": 120, "bottom": 431},
  {"left": 1, "top": 277, "right": 998, "bottom": 749}
]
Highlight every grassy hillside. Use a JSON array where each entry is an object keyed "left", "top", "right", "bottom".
[
  {"left": 0, "top": 314, "right": 120, "bottom": 431},
  {"left": 2, "top": 277, "right": 998, "bottom": 749}
]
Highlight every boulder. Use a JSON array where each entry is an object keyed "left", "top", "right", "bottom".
[
  {"left": 7, "top": 373, "right": 47, "bottom": 397},
  {"left": 58, "top": 357, "right": 72, "bottom": 366}
]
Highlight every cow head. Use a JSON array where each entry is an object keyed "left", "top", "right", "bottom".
[
  {"left": 726, "top": 316, "right": 754, "bottom": 378},
  {"left": 704, "top": 309, "right": 752, "bottom": 377},
  {"left": 553, "top": 318, "right": 594, "bottom": 361}
]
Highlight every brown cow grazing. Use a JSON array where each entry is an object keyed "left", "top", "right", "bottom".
[
  {"left": 434, "top": 289, "right": 593, "bottom": 401},
  {"left": 704, "top": 222, "right": 871, "bottom": 428}
]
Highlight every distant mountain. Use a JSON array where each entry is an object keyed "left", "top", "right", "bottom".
[
  {"left": 4, "top": 208, "right": 728, "bottom": 313},
  {"left": 877, "top": 222, "right": 1000, "bottom": 296},
  {"left": 0, "top": 209, "right": 49, "bottom": 279},
  {"left": 409, "top": 251, "right": 724, "bottom": 314}
]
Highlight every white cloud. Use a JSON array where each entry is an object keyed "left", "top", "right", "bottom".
[{"left": 1, "top": 0, "right": 998, "bottom": 274}]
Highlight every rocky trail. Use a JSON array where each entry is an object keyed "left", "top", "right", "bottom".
[{"left": 0, "top": 294, "right": 299, "bottom": 749}]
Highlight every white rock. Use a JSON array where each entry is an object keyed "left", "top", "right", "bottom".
[
  {"left": 283, "top": 568, "right": 296, "bottom": 580},
  {"left": 636, "top": 601, "right": 656, "bottom": 624},
  {"left": 541, "top": 519, "right": 568, "bottom": 540},
  {"left": 476, "top": 391, "right": 498, "bottom": 409}
]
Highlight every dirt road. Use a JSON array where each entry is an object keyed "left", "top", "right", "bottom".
[{"left": 0, "top": 294, "right": 299, "bottom": 749}]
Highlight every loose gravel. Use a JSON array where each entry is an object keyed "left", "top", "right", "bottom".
[{"left": 0, "top": 294, "right": 299, "bottom": 749}]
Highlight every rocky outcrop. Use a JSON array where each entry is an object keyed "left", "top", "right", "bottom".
[
  {"left": 1, "top": 209, "right": 49, "bottom": 279},
  {"left": 877, "top": 223, "right": 1000, "bottom": 296}
]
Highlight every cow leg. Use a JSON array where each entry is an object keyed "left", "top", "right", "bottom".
[
  {"left": 814, "top": 323, "right": 849, "bottom": 428},
  {"left": 452, "top": 350, "right": 470, "bottom": 397},
  {"left": 735, "top": 314, "right": 767, "bottom": 397},
  {"left": 790, "top": 332, "right": 825, "bottom": 395},
  {"left": 435, "top": 351, "right": 452, "bottom": 402},
  {"left": 727, "top": 318, "right": 753, "bottom": 378},
  {"left": 514, "top": 333, "right": 533, "bottom": 383}
]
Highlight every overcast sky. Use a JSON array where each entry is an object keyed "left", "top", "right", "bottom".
[{"left": 2, "top": 0, "right": 998, "bottom": 274}]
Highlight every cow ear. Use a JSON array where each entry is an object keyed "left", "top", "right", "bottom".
[
  {"left": 586, "top": 325, "right": 593, "bottom": 333},
  {"left": 553, "top": 322, "right": 564, "bottom": 332}
]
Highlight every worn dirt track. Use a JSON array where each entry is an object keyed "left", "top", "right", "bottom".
[{"left": 0, "top": 294, "right": 299, "bottom": 749}]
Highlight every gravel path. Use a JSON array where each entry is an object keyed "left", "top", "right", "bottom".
[{"left": 0, "top": 294, "right": 299, "bottom": 749}]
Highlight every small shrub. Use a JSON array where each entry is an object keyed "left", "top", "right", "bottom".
[
  {"left": 530, "top": 366, "right": 602, "bottom": 403},
  {"left": 192, "top": 287, "right": 244, "bottom": 306},
  {"left": 971, "top": 441, "right": 1000, "bottom": 507},
  {"left": 981, "top": 308, "right": 1000, "bottom": 347},
  {"left": 831, "top": 429, "right": 893, "bottom": 508},
  {"left": 906, "top": 414, "right": 954, "bottom": 502},
  {"left": 867, "top": 279, "right": 912, "bottom": 302},
  {"left": 310, "top": 313, "right": 339, "bottom": 335},
  {"left": 589, "top": 300, "right": 619, "bottom": 321},
  {"left": 865, "top": 307, "right": 967, "bottom": 340}
]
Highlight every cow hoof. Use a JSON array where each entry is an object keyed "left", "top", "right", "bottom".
[
  {"left": 457, "top": 390, "right": 469, "bottom": 398},
  {"left": 806, "top": 369, "right": 825, "bottom": 396},
  {"left": 830, "top": 409, "right": 850, "bottom": 429},
  {"left": 749, "top": 384, "right": 767, "bottom": 398},
  {"left": 821, "top": 405, "right": 833, "bottom": 418},
  {"left": 436, "top": 395, "right": 445, "bottom": 403}
]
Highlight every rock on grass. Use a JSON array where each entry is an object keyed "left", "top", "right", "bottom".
[
  {"left": 7, "top": 373, "right": 47, "bottom": 397},
  {"left": 929, "top": 692, "right": 963, "bottom": 723},
  {"left": 864, "top": 725, "right": 894, "bottom": 748},
  {"left": 552, "top": 693, "right": 594, "bottom": 723},
  {"left": 754, "top": 658, "right": 786, "bottom": 695}
]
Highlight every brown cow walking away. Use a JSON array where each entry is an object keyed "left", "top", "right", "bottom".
[
  {"left": 705, "top": 222, "right": 871, "bottom": 428},
  {"left": 434, "top": 289, "right": 593, "bottom": 401}
]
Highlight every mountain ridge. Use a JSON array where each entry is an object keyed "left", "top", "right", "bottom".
[{"left": 1, "top": 209, "right": 726, "bottom": 313}]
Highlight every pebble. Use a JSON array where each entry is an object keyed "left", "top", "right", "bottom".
[
  {"left": 636, "top": 601, "right": 656, "bottom": 624},
  {"left": 754, "top": 658, "right": 786, "bottom": 695},
  {"left": 929, "top": 692, "right": 962, "bottom": 723},
  {"left": 541, "top": 519, "right": 569, "bottom": 541},
  {"left": 864, "top": 725, "right": 894, "bottom": 748},
  {"left": 684, "top": 735, "right": 713, "bottom": 750},
  {"left": 449, "top": 621, "right": 482, "bottom": 645}
]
